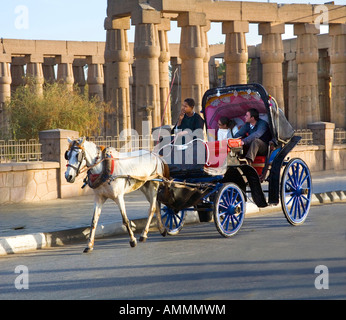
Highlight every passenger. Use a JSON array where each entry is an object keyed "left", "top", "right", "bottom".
[
  {"left": 217, "top": 116, "right": 238, "bottom": 140},
  {"left": 234, "top": 108, "right": 271, "bottom": 166},
  {"left": 172, "top": 98, "right": 204, "bottom": 139}
]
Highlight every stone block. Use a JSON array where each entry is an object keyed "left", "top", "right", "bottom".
[
  {"left": 241, "top": 2, "right": 277, "bottom": 22},
  {"left": 294, "top": 23, "right": 320, "bottom": 35},
  {"left": 222, "top": 21, "right": 249, "bottom": 34},
  {"left": 111, "top": 17, "right": 131, "bottom": 30},
  {"left": 132, "top": 8, "right": 161, "bottom": 25},
  {"left": 177, "top": 12, "right": 206, "bottom": 28},
  {"left": 258, "top": 22, "right": 285, "bottom": 35},
  {"left": 25, "top": 180, "right": 37, "bottom": 202},
  {"left": 277, "top": 4, "right": 313, "bottom": 23},
  {"left": 10, "top": 186, "right": 25, "bottom": 202}
]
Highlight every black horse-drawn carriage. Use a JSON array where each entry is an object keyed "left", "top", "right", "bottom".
[{"left": 157, "top": 83, "right": 312, "bottom": 237}]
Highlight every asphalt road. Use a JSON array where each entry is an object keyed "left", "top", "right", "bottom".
[{"left": 0, "top": 203, "right": 345, "bottom": 301}]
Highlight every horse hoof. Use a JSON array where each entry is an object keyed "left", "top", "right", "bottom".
[
  {"left": 83, "top": 247, "right": 93, "bottom": 253},
  {"left": 129, "top": 240, "right": 137, "bottom": 248},
  {"left": 161, "top": 229, "right": 167, "bottom": 237},
  {"left": 139, "top": 236, "right": 147, "bottom": 243}
]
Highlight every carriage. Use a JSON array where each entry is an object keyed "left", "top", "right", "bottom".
[{"left": 157, "top": 83, "right": 312, "bottom": 238}]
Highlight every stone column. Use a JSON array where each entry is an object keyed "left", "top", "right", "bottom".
[
  {"left": 329, "top": 24, "right": 346, "bottom": 129},
  {"left": 222, "top": 21, "right": 249, "bottom": 85},
  {"left": 158, "top": 18, "right": 171, "bottom": 126},
  {"left": 318, "top": 49, "right": 331, "bottom": 122},
  {"left": 104, "top": 16, "right": 131, "bottom": 136},
  {"left": 57, "top": 55, "right": 74, "bottom": 91},
  {"left": 87, "top": 56, "right": 104, "bottom": 101},
  {"left": 286, "top": 52, "right": 298, "bottom": 128},
  {"left": 133, "top": 9, "right": 161, "bottom": 134},
  {"left": 294, "top": 23, "right": 320, "bottom": 129},
  {"left": 259, "top": 22, "right": 285, "bottom": 109},
  {"left": 73, "top": 59, "right": 86, "bottom": 94},
  {"left": 203, "top": 21, "right": 211, "bottom": 94},
  {"left": 42, "top": 57, "right": 56, "bottom": 84},
  {"left": 178, "top": 12, "right": 207, "bottom": 113},
  {"left": 25, "top": 54, "right": 44, "bottom": 96},
  {"left": 10, "top": 57, "right": 26, "bottom": 92},
  {"left": 0, "top": 54, "right": 11, "bottom": 137}
]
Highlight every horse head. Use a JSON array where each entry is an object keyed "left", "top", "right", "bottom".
[{"left": 64, "top": 137, "right": 87, "bottom": 183}]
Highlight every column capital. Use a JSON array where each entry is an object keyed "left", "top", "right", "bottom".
[
  {"left": 157, "top": 17, "right": 171, "bottom": 31},
  {"left": 86, "top": 55, "right": 105, "bottom": 65},
  {"left": 222, "top": 21, "right": 249, "bottom": 34},
  {"left": 294, "top": 23, "right": 319, "bottom": 35},
  {"left": 329, "top": 23, "right": 346, "bottom": 36},
  {"left": 0, "top": 54, "right": 11, "bottom": 63},
  {"left": 258, "top": 22, "right": 285, "bottom": 35},
  {"left": 25, "top": 54, "right": 44, "bottom": 64},
  {"left": 177, "top": 12, "right": 207, "bottom": 28},
  {"left": 104, "top": 16, "right": 131, "bottom": 30},
  {"left": 131, "top": 8, "right": 161, "bottom": 25},
  {"left": 56, "top": 55, "right": 74, "bottom": 64}
]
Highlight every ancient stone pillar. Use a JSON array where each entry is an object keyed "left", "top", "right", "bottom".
[
  {"left": 178, "top": 12, "right": 207, "bottom": 113},
  {"left": 0, "top": 54, "right": 11, "bottom": 136},
  {"left": 133, "top": 9, "right": 161, "bottom": 134},
  {"left": 294, "top": 23, "right": 320, "bottom": 129},
  {"left": 0, "top": 55, "right": 11, "bottom": 105},
  {"left": 329, "top": 24, "right": 346, "bottom": 129},
  {"left": 10, "top": 57, "right": 26, "bottom": 92},
  {"left": 104, "top": 16, "right": 131, "bottom": 136},
  {"left": 158, "top": 18, "right": 171, "bottom": 126},
  {"left": 73, "top": 59, "right": 86, "bottom": 94},
  {"left": 259, "top": 22, "right": 285, "bottom": 110},
  {"left": 25, "top": 54, "right": 44, "bottom": 96},
  {"left": 42, "top": 57, "right": 56, "bottom": 84},
  {"left": 87, "top": 56, "right": 104, "bottom": 101},
  {"left": 57, "top": 55, "right": 74, "bottom": 91},
  {"left": 203, "top": 21, "right": 211, "bottom": 94},
  {"left": 222, "top": 21, "right": 249, "bottom": 85},
  {"left": 286, "top": 53, "right": 298, "bottom": 128}
]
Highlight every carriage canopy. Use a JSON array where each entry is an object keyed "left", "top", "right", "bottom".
[{"left": 201, "top": 83, "right": 294, "bottom": 145}]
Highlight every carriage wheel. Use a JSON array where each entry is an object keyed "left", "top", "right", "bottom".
[
  {"left": 161, "top": 206, "right": 186, "bottom": 235},
  {"left": 280, "top": 158, "right": 312, "bottom": 226},
  {"left": 213, "top": 183, "right": 246, "bottom": 238}
]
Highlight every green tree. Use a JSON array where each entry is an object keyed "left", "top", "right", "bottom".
[{"left": 5, "top": 78, "right": 109, "bottom": 139}]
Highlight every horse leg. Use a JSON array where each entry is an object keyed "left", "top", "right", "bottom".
[
  {"left": 139, "top": 182, "right": 166, "bottom": 242},
  {"left": 84, "top": 196, "right": 106, "bottom": 253},
  {"left": 116, "top": 194, "right": 137, "bottom": 248},
  {"left": 155, "top": 199, "right": 167, "bottom": 237}
]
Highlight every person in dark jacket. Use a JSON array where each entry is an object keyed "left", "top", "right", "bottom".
[
  {"left": 172, "top": 98, "right": 204, "bottom": 139},
  {"left": 234, "top": 108, "right": 271, "bottom": 165}
]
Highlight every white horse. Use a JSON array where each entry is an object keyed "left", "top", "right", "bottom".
[{"left": 64, "top": 137, "right": 169, "bottom": 253}]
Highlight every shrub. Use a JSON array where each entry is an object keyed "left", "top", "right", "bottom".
[{"left": 5, "top": 78, "right": 109, "bottom": 139}]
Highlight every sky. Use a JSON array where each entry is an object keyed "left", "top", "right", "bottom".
[{"left": 0, "top": 0, "right": 342, "bottom": 46}]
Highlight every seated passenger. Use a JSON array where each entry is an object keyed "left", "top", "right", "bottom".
[
  {"left": 234, "top": 108, "right": 271, "bottom": 166},
  {"left": 217, "top": 116, "right": 239, "bottom": 141}
]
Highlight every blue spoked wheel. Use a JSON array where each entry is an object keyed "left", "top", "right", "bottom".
[
  {"left": 161, "top": 206, "right": 186, "bottom": 235},
  {"left": 280, "top": 158, "right": 312, "bottom": 225},
  {"left": 213, "top": 183, "right": 246, "bottom": 238}
]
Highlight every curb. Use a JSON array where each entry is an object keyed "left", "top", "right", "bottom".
[{"left": 1, "top": 190, "right": 345, "bottom": 256}]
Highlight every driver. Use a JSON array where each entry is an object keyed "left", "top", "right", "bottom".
[{"left": 172, "top": 98, "right": 204, "bottom": 139}]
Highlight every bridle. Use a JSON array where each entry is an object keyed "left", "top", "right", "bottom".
[{"left": 65, "top": 139, "right": 86, "bottom": 177}]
